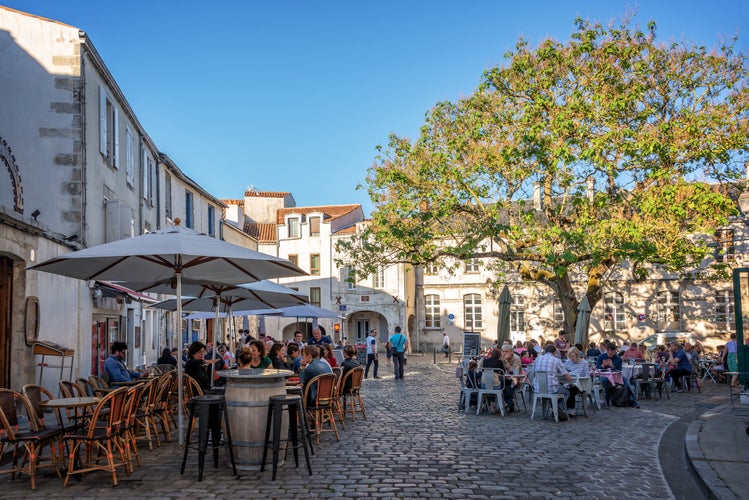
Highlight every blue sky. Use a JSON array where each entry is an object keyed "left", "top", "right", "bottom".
[{"left": 4, "top": 1, "right": 748, "bottom": 214}]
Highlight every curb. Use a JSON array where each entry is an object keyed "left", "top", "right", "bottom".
[{"left": 684, "top": 408, "right": 738, "bottom": 500}]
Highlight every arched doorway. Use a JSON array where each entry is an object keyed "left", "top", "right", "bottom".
[{"left": 346, "top": 310, "right": 389, "bottom": 344}]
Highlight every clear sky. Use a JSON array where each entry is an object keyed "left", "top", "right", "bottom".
[{"left": 3, "top": 1, "right": 748, "bottom": 214}]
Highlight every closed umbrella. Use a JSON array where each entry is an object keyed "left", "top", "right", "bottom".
[
  {"left": 496, "top": 285, "right": 512, "bottom": 345},
  {"left": 28, "top": 225, "right": 306, "bottom": 444},
  {"left": 574, "top": 296, "right": 592, "bottom": 347}
]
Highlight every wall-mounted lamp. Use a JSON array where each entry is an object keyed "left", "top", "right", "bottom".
[
  {"left": 31, "top": 209, "right": 40, "bottom": 220},
  {"left": 91, "top": 288, "right": 103, "bottom": 300}
]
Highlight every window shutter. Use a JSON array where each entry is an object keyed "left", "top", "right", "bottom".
[
  {"left": 99, "top": 86, "right": 107, "bottom": 155},
  {"left": 113, "top": 107, "right": 119, "bottom": 167}
]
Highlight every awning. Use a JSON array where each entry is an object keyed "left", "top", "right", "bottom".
[{"left": 96, "top": 281, "right": 158, "bottom": 304}]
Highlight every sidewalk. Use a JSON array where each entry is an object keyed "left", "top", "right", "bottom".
[{"left": 685, "top": 400, "right": 749, "bottom": 499}]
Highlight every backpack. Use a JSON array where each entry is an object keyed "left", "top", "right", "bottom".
[{"left": 610, "top": 384, "right": 634, "bottom": 407}]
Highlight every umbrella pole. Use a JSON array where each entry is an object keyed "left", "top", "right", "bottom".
[
  {"left": 176, "top": 272, "right": 185, "bottom": 446},
  {"left": 210, "top": 296, "right": 219, "bottom": 388}
]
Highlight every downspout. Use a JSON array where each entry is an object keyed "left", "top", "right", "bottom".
[{"left": 79, "top": 46, "right": 87, "bottom": 247}]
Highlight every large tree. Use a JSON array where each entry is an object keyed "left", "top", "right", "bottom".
[{"left": 338, "top": 17, "right": 749, "bottom": 334}]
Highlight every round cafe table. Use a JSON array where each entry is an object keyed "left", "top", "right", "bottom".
[{"left": 218, "top": 368, "right": 293, "bottom": 471}]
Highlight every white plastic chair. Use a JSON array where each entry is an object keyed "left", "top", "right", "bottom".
[
  {"left": 477, "top": 369, "right": 505, "bottom": 416},
  {"left": 530, "top": 371, "right": 566, "bottom": 422}
]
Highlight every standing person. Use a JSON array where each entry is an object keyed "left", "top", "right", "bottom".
[
  {"left": 723, "top": 333, "right": 739, "bottom": 388},
  {"left": 442, "top": 332, "right": 450, "bottom": 357},
  {"left": 389, "top": 326, "right": 409, "bottom": 380},
  {"left": 554, "top": 330, "right": 570, "bottom": 359},
  {"left": 104, "top": 341, "right": 143, "bottom": 385},
  {"left": 364, "top": 329, "right": 379, "bottom": 379}
]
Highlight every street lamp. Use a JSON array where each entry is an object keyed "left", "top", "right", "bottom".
[{"left": 738, "top": 191, "right": 749, "bottom": 215}]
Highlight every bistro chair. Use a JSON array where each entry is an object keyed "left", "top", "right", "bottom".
[
  {"left": 0, "top": 389, "right": 63, "bottom": 489},
  {"left": 330, "top": 369, "right": 346, "bottom": 429},
  {"left": 132, "top": 376, "right": 161, "bottom": 449},
  {"left": 529, "top": 371, "right": 567, "bottom": 422},
  {"left": 150, "top": 371, "right": 176, "bottom": 443},
  {"left": 22, "top": 384, "right": 66, "bottom": 432},
  {"left": 303, "top": 373, "right": 339, "bottom": 445},
  {"left": 120, "top": 382, "right": 147, "bottom": 471},
  {"left": 339, "top": 366, "right": 366, "bottom": 421},
  {"left": 59, "top": 380, "right": 84, "bottom": 398},
  {"left": 476, "top": 368, "right": 506, "bottom": 416},
  {"left": 63, "top": 386, "right": 130, "bottom": 487},
  {"left": 634, "top": 363, "right": 657, "bottom": 400},
  {"left": 457, "top": 365, "right": 479, "bottom": 413}
]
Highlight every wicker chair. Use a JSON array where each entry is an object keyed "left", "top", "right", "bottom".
[
  {"left": 339, "top": 366, "right": 366, "bottom": 421},
  {"left": 303, "top": 373, "right": 339, "bottom": 445}
]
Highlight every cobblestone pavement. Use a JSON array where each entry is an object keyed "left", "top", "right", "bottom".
[{"left": 4, "top": 358, "right": 727, "bottom": 499}]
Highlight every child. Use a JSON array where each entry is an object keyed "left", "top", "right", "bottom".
[{"left": 385, "top": 340, "right": 393, "bottom": 367}]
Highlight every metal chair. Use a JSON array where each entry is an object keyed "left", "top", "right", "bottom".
[
  {"left": 476, "top": 368, "right": 506, "bottom": 416},
  {"left": 529, "top": 371, "right": 567, "bottom": 422},
  {"left": 635, "top": 363, "right": 657, "bottom": 400},
  {"left": 457, "top": 366, "right": 480, "bottom": 413}
]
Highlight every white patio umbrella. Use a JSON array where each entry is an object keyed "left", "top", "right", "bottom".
[{"left": 27, "top": 225, "right": 306, "bottom": 444}]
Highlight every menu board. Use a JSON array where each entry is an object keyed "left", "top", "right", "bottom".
[{"left": 463, "top": 332, "right": 481, "bottom": 357}]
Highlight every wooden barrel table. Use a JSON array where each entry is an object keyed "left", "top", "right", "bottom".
[{"left": 219, "top": 368, "right": 293, "bottom": 470}]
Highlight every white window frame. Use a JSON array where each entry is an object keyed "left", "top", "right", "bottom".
[
  {"left": 309, "top": 287, "right": 321, "bottom": 307},
  {"left": 142, "top": 149, "right": 154, "bottom": 205},
  {"left": 341, "top": 266, "right": 356, "bottom": 290},
  {"left": 309, "top": 216, "right": 321, "bottom": 236},
  {"left": 373, "top": 266, "right": 385, "bottom": 288},
  {"left": 288, "top": 217, "right": 300, "bottom": 238},
  {"left": 656, "top": 290, "right": 680, "bottom": 325},
  {"left": 425, "top": 294, "right": 441, "bottom": 328},
  {"left": 464, "top": 258, "right": 480, "bottom": 273},
  {"left": 310, "top": 254, "right": 321, "bottom": 276},
  {"left": 603, "top": 292, "right": 627, "bottom": 332},
  {"left": 463, "top": 293, "right": 483, "bottom": 330},
  {"left": 715, "top": 290, "right": 735, "bottom": 331}
]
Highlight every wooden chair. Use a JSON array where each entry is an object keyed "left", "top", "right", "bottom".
[
  {"left": 120, "top": 383, "right": 147, "bottom": 471},
  {"left": 183, "top": 374, "right": 205, "bottom": 437},
  {"left": 58, "top": 380, "right": 82, "bottom": 398},
  {"left": 63, "top": 387, "right": 130, "bottom": 487},
  {"left": 339, "top": 366, "right": 366, "bottom": 421},
  {"left": 22, "top": 384, "right": 63, "bottom": 431},
  {"left": 330, "top": 368, "right": 346, "bottom": 429},
  {"left": 150, "top": 371, "right": 176, "bottom": 443},
  {"left": 132, "top": 377, "right": 162, "bottom": 449},
  {"left": 303, "top": 373, "right": 339, "bottom": 445},
  {"left": 0, "top": 389, "right": 63, "bottom": 489}
]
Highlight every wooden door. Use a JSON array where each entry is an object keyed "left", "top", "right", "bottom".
[{"left": 0, "top": 257, "right": 12, "bottom": 388}]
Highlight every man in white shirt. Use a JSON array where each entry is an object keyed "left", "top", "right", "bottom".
[
  {"left": 442, "top": 333, "right": 450, "bottom": 357},
  {"left": 365, "top": 329, "right": 379, "bottom": 379}
]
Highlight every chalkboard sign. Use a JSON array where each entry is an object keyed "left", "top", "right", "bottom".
[
  {"left": 463, "top": 332, "right": 481, "bottom": 357},
  {"left": 356, "top": 346, "right": 367, "bottom": 366}
]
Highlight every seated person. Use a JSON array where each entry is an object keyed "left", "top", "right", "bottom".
[
  {"left": 104, "top": 341, "right": 143, "bottom": 385},
  {"left": 465, "top": 360, "right": 479, "bottom": 389},
  {"left": 287, "top": 343, "right": 302, "bottom": 373},
  {"left": 480, "top": 348, "right": 502, "bottom": 414},
  {"left": 533, "top": 344, "right": 573, "bottom": 420},
  {"left": 322, "top": 344, "right": 338, "bottom": 368},
  {"left": 563, "top": 347, "right": 590, "bottom": 410},
  {"left": 501, "top": 345, "right": 522, "bottom": 413},
  {"left": 585, "top": 342, "right": 601, "bottom": 358},
  {"left": 243, "top": 340, "right": 272, "bottom": 370},
  {"left": 622, "top": 342, "right": 644, "bottom": 361},
  {"left": 596, "top": 344, "right": 623, "bottom": 404},
  {"left": 185, "top": 341, "right": 220, "bottom": 391},
  {"left": 667, "top": 341, "right": 692, "bottom": 391},
  {"left": 299, "top": 346, "right": 333, "bottom": 405},
  {"left": 157, "top": 347, "right": 177, "bottom": 366},
  {"left": 267, "top": 343, "right": 288, "bottom": 370},
  {"left": 340, "top": 345, "right": 361, "bottom": 393}
]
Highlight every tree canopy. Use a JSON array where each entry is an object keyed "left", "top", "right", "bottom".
[{"left": 338, "top": 17, "right": 749, "bottom": 334}]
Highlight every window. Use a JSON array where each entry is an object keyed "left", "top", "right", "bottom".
[
  {"left": 310, "top": 254, "right": 320, "bottom": 275},
  {"left": 309, "top": 287, "right": 321, "bottom": 307},
  {"left": 603, "top": 292, "right": 626, "bottom": 332},
  {"left": 425, "top": 262, "right": 438, "bottom": 275},
  {"left": 511, "top": 294, "right": 525, "bottom": 336},
  {"left": 425, "top": 294, "right": 441, "bottom": 328},
  {"left": 125, "top": 126, "right": 134, "bottom": 186},
  {"left": 341, "top": 266, "right": 356, "bottom": 290},
  {"left": 185, "top": 190, "right": 194, "bottom": 228},
  {"left": 553, "top": 301, "right": 564, "bottom": 325},
  {"left": 99, "top": 86, "right": 119, "bottom": 168},
  {"left": 714, "top": 229, "right": 735, "bottom": 262},
  {"left": 142, "top": 150, "right": 154, "bottom": 205},
  {"left": 715, "top": 290, "right": 735, "bottom": 331},
  {"left": 288, "top": 254, "right": 298, "bottom": 267},
  {"left": 208, "top": 206, "right": 215, "bottom": 237},
  {"left": 164, "top": 173, "right": 172, "bottom": 220},
  {"left": 309, "top": 216, "right": 321, "bottom": 236},
  {"left": 464, "top": 258, "right": 480, "bottom": 273},
  {"left": 288, "top": 217, "right": 300, "bottom": 238},
  {"left": 373, "top": 266, "right": 385, "bottom": 288},
  {"left": 463, "top": 293, "right": 483, "bottom": 329},
  {"left": 656, "top": 290, "right": 680, "bottom": 326}
]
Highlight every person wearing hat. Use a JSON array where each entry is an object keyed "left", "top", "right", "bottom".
[{"left": 554, "top": 330, "right": 570, "bottom": 359}]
